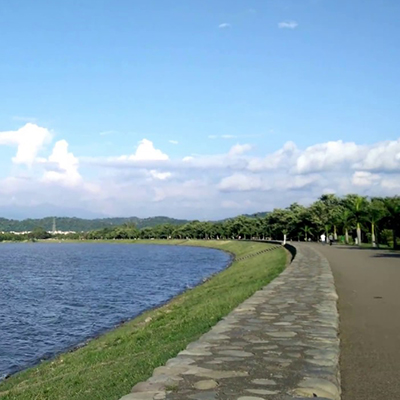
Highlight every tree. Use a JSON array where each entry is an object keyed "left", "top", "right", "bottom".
[
  {"left": 28, "top": 227, "right": 51, "bottom": 240},
  {"left": 319, "top": 194, "right": 342, "bottom": 240},
  {"left": 339, "top": 209, "right": 354, "bottom": 244},
  {"left": 365, "top": 198, "right": 385, "bottom": 247},
  {"left": 309, "top": 200, "right": 329, "bottom": 237},
  {"left": 344, "top": 194, "right": 368, "bottom": 245},
  {"left": 259, "top": 217, "right": 272, "bottom": 239},
  {"left": 66, "top": 194, "right": 400, "bottom": 247},
  {"left": 140, "top": 227, "right": 154, "bottom": 239},
  {"left": 381, "top": 196, "right": 400, "bottom": 249},
  {"left": 301, "top": 225, "right": 314, "bottom": 241}
]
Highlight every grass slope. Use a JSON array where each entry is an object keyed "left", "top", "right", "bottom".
[{"left": 0, "top": 240, "right": 287, "bottom": 400}]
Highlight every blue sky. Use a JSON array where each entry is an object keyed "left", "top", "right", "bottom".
[{"left": 1, "top": 0, "right": 399, "bottom": 219}]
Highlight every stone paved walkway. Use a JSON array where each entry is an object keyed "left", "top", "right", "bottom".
[{"left": 119, "top": 245, "right": 340, "bottom": 400}]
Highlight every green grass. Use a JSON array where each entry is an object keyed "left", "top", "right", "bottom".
[{"left": 0, "top": 240, "right": 287, "bottom": 400}]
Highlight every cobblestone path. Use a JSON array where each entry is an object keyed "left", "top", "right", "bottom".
[{"left": 120, "top": 245, "right": 340, "bottom": 400}]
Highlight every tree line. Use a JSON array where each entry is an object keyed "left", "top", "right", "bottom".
[
  {"left": 0, "top": 216, "right": 188, "bottom": 233},
  {"left": 0, "top": 227, "right": 52, "bottom": 242},
  {"left": 1, "top": 194, "right": 399, "bottom": 249},
  {"left": 66, "top": 194, "right": 400, "bottom": 249}
]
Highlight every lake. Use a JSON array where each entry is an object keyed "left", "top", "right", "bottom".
[{"left": 0, "top": 243, "right": 231, "bottom": 379}]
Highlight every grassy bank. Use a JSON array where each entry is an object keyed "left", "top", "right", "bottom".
[{"left": 0, "top": 240, "right": 287, "bottom": 400}]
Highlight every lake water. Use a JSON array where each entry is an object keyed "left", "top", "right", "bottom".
[{"left": 0, "top": 243, "right": 231, "bottom": 379}]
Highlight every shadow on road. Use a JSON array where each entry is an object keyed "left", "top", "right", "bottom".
[
  {"left": 284, "top": 243, "right": 297, "bottom": 262},
  {"left": 326, "top": 245, "right": 400, "bottom": 259},
  {"left": 334, "top": 245, "right": 398, "bottom": 252},
  {"left": 372, "top": 253, "right": 400, "bottom": 258}
]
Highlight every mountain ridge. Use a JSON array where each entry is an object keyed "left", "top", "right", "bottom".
[
  {"left": 0, "top": 212, "right": 270, "bottom": 232},
  {"left": 0, "top": 216, "right": 189, "bottom": 232}
]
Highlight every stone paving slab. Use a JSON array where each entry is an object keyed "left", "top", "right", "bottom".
[{"left": 119, "top": 245, "right": 340, "bottom": 400}]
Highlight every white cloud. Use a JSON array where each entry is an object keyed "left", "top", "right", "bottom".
[
  {"left": 217, "top": 171, "right": 319, "bottom": 193},
  {"left": 85, "top": 136, "right": 400, "bottom": 205},
  {"left": 228, "top": 143, "right": 252, "bottom": 157},
  {"left": 247, "top": 141, "right": 299, "bottom": 172},
  {"left": 218, "top": 23, "right": 231, "bottom": 29},
  {"left": 381, "top": 176, "right": 400, "bottom": 190},
  {"left": 282, "top": 174, "right": 320, "bottom": 190},
  {"left": 239, "top": 138, "right": 400, "bottom": 178},
  {"left": 291, "top": 139, "right": 400, "bottom": 175},
  {"left": 352, "top": 171, "right": 380, "bottom": 187},
  {"left": 0, "top": 123, "right": 53, "bottom": 166},
  {"left": 278, "top": 21, "right": 298, "bottom": 29},
  {"left": 221, "top": 200, "right": 242, "bottom": 209},
  {"left": 119, "top": 139, "right": 169, "bottom": 161},
  {"left": 179, "top": 152, "right": 248, "bottom": 170},
  {"left": 149, "top": 170, "right": 172, "bottom": 181},
  {"left": 169, "top": 140, "right": 179, "bottom": 145},
  {"left": 218, "top": 173, "right": 262, "bottom": 192},
  {"left": 354, "top": 139, "right": 400, "bottom": 172},
  {"left": 42, "top": 140, "right": 82, "bottom": 186},
  {"left": 88, "top": 137, "right": 400, "bottom": 187},
  {"left": 295, "top": 140, "right": 362, "bottom": 174},
  {"left": 2, "top": 123, "right": 400, "bottom": 220}
]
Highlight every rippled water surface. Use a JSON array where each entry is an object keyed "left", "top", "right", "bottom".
[{"left": 0, "top": 243, "right": 230, "bottom": 379}]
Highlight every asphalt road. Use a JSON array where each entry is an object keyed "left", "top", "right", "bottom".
[{"left": 312, "top": 243, "right": 400, "bottom": 400}]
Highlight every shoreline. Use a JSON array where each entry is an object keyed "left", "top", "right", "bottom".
[{"left": 0, "top": 240, "right": 287, "bottom": 400}]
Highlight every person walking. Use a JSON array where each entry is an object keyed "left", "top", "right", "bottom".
[
  {"left": 320, "top": 233, "right": 326, "bottom": 244},
  {"left": 329, "top": 234, "right": 334, "bottom": 246}
]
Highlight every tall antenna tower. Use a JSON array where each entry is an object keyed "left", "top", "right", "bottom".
[{"left": 52, "top": 217, "right": 56, "bottom": 233}]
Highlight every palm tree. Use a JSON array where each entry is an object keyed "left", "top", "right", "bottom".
[
  {"left": 301, "top": 225, "right": 314, "bottom": 242},
  {"left": 366, "top": 198, "right": 385, "bottom": 247},
  {"left": 324, "top": 223, "right": 332, "bottom": 242},
  {"left": 340, "top": 209, "right": 354, "bottom": 244},
  {"left": 381, "top": 196, "right": 400, "bottom": 249},
  {"left": 344, "top": 194, "right": 368, "bottom": 245},
  {"left": 330, "top": 206, "right": 345, "bottom": 241}
]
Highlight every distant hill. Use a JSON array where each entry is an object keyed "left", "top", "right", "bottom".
[
  {"left": 0, "top": 211, "right": 271, "bottom": 233},
  {"left": 0, "top": 216, "right": 189, "bottom": 232}
]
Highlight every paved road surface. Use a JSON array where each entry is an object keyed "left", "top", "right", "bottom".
[{"left": 313, "top": 244, "right": 400, "bottom": 400}]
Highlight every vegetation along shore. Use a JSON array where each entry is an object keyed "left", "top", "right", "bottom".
[
  {"left": 0, "top": 240, "right": 287, "bottom": 400},
  {"left": 2, "top": 194, "right": 399, "bottom": 249}
]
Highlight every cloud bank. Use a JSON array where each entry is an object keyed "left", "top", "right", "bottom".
[{"left": 0, "top": 123, "right": 399, "bottom": 219}]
